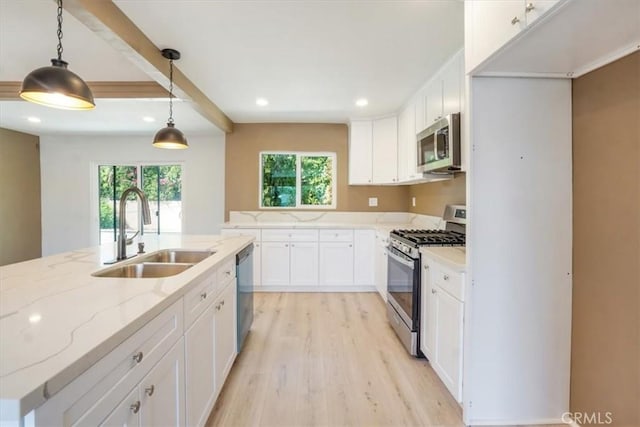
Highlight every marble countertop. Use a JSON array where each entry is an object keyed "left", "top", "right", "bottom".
[
  {"left": 0, "top": 234, "right": 253, "bottom": 421},
  {"left": 222, "top": 222, "right": 413, "bottom": 232},
  {"left": 420, "top": 246, "right": 467, "bottom": 272}
]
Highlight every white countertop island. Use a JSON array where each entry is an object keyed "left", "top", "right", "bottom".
[{"left": 0, "top": 234, "right": 253, "bottom": 424}]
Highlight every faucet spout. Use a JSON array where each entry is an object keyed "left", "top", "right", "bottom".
[{"left": 116, "top": 186, "right": 152, "bottom": 261}]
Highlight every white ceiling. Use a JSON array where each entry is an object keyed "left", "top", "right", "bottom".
[
  {"left": 0, "top": 0, "right": 464, "bottom": 133},
  {"left": 113, "top": 0, "right": 464, "bottom": 123}
]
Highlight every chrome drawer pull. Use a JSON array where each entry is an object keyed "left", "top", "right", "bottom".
[
  {"left": 443, "top": 274, "right": 450, "bottom": 281},
  {"left": 130, "top": 401, "right": 141, "bottom": 414},
  {"left": 432, "top": 289, "right": 437, "bottom": 294},
  {"left": 525, "top": 2, "right": 535, "bottom": 12},
  {"left": 132, "top": 351, "right": 143, "bottom": 363},
  {"left": 200, "top": 292, "right": 207, "bottom": 300},
  {"left": 511, "top": 16, "right": 520, "bottom": 25}
]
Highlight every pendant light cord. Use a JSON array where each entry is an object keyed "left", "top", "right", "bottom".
[
  {"left": 56, "top": 0, "right": 64, "bottom": 61},
  {"left": 168, "top": 58, "right": 174, "bottom": 125}
]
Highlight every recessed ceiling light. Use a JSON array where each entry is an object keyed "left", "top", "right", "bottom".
[
  {"left": 256, "top": 98, "right": 269, "bottom": 107},
  {"left": 355, "top": 98, "right": 368, "bottom": 107},
  {"left": 27, "top": 116, "right": 41, "bottom": 123},
  {"left": 143, "top": 116, "right": 155, "bottom": 122}
]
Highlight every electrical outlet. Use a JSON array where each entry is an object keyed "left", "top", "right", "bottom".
[
  {"left": 412, "top": 197, "right": 416, "bottom": 207},
  {"left": 368, "top": 197, "right": 378, "bottom": 207}
]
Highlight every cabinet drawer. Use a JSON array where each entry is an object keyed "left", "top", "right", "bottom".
[
  {"left": 319, "top": 229, "right": 354, "bottom": 242},
  {"left": 184, "top": 272, "right": 217, "bottom": 328},
  {"left": 35, "top": 300, "right": 184, "bottom": 426},
  {"left": 431, "top": 263, "right": 464, "bottom": 302},
  {"left": 217, "top": 258, "right": 236, "bottom": 287},
  {"left": 261, "top": 229, "right": 318, "bottom": 242}
]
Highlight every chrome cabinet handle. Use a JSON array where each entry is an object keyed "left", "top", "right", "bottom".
[
  {"left": 443, "top": 274, "right": 450, "bottom": 281},
  {"left": 525, "top": 2, "right": 535, "bottom": 12},
  {"left": 511, "top": 16, "right": 520, "bottom": 25},
  {"left": 145, "top": 385, "right": 155, "bottom": 396},
  {"left": 424, "top": 264, "right": 429, "bottom": 270},
  {"left": 285, "top": 243, "right": 289, "bottom": 247},
  {"left": 221, "top": 300, "right": 225, "bottom": 307},
  {"left": 130, "top": 401, "right": 141, "bottom": 414},
  {"left": 200, "top": 292, "right": 207, "bottom": 300},
  {"left": 216, "top": 303, "right": 222, "bottom": 311},
  {"left": 132, "top": 351, "right": 143, "bottom": 363},
  {"left": 431, "top": 289, "right": 437, "bottom": 294},
  {"left": 291, "top": 244, "right": 295, "bottom": 247},
  {"left": 348, "top": 244, "right": 352, "bottom": 247}
]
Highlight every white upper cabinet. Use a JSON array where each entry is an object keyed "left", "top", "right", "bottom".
[
  {"left": 348, "top": 120, "right": 373, "bottom": 185},
  {"left": 397, "top": 102, "right": 421, "bottom": 182},
  {"left": 348, "top": 117, "right": 398, "bottom": 185},
  {"left": 466, "top": 0, "right": 638, "bottom": 77},
  {"left": 465, "top": 0, "right": 524, "bottom": 73},
  {"left": 372, "top": 116, "right": 398, "bottom": 184},
  {"left": 442, "top": 51, "right": 464, "bottom": 118}
]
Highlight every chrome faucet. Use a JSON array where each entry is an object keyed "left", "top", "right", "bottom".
[{"left": 116, "top": 186, "right": 152, "bottom": 261}]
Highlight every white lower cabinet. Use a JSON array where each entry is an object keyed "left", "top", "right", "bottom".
[
  {"left": 214, "top": 280, "right": 237, "bottom": 394},
  {"left": 374, "top": 233, "right": 389, "bottom": 302},
  {"left": 34, "top": 254, "right": 243, "bottom": 427},
  {"left": 185, "top": 304, "right": 215, "bottom": 427},
  {"left": 353, "top": 230, "right": 375, "bottom": 287},
  {"left": 290, "top": 242, "right": 319, "bottom": 286},
  {"left": 261, "top": 242, "right": 291, "bottom": 286},
  {"left": 138, "top": 338, "right": 185, "bottom": 427},
  {"left": 319, "top": 242, "right": 354, "bottom": 287},
  {"left": 420, "top": 253, "right": 465, "bottom": 403}
]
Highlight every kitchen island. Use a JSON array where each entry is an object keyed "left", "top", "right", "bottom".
[{"left": 0, "top": 234, "right": 253, "bottom": 426}]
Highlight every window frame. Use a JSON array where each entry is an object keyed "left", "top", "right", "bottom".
[
  {"left": 90, "top": 161, "right": 186, "bottom": 246},
  {"left": 258, "top": 151, "right": 337, "bottom": 210}
]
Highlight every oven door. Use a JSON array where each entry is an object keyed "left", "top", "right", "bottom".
[{"left": 387, "top": 246, "right": 420, "bottom": 331}]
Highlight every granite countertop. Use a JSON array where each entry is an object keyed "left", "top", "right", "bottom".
[
  {"left": 420, "top": 246, "right": 467, "bottom": 272},
  {"left": 0, "top": 234, "right": 253, "bottom": 421}
]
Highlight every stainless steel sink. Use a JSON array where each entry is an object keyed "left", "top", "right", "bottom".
[
  {"left": 93, "top": 262, "right": 193, "bottom": 278},
  {"left": 139, "top": 249, "right": 215, "bottom": 264}
]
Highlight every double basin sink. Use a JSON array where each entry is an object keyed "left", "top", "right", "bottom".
[{"left": 93, "top": 249, "right": 216, "bottom": 278}]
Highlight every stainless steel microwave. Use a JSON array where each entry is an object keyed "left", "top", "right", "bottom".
[{"left": 416, "top": 113, "right": 461, "bottom": 174}]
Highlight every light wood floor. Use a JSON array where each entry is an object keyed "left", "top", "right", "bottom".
[{"left": 205, "top": 292, "right": 464, "bottom": 427}]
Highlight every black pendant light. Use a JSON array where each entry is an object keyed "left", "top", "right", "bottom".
[
  {"left": 153, "top": 49, "right": 188, "bottom": 149},
  {"left": 19, "top": 0, "right": 95, "bottom": 110}
]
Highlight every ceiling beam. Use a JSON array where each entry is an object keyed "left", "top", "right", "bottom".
[
  {"left": 61, "top": 0, "right": 234, "bottom": 133},
  {"left": 0, "top": 81, "right": 169, "bottom": 100}
]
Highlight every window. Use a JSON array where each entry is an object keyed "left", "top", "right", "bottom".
[
  {"left": 260, "top": 152, "right": 336, "bottom": 209},
  {"left": 98, "top": 164, "right": 183, "bottom": 243}
]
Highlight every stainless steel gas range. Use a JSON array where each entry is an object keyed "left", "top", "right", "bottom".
[{"left": 386, "top": 205, "right": 466, "bottom": 356}]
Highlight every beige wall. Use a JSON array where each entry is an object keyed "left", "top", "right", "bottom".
[
  {"left": 0, "top": 128, "right": 42, "bottom": 265},
  {"left": 408, "top": 174, "right": 466, "bottom": 216},
  {"left": 225, "top": 123, "right": 409, "bottom": 219},
  {"left": 571, "top": 51, "right": 640, "bottom": 426}
]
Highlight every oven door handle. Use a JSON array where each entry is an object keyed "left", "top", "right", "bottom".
[{"left": 388, "top": 249, "right": 415, "bottom": 269}]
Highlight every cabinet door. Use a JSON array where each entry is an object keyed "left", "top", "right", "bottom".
[
  {"left": 185, "top": 305, "right": 215, "bottom": 427},
  {"left": 253, "top": 242, "right": 262, "bottom": 287},
  {"left": 261, "top": 242, "right": 290, "bottom": 286},
  {"left": 139, "top": 338, "right": 185, "bottom": 427},
  {"left": 290, "top": 242, "right": 319, "bottom": 286},
  {"left": 425, "top": 80, "right": 444, "bottom": 127},
  {"left": 348, "top": 121, "right": 373, "bottom": 184},
  {"left": 420, "top": 261, "right": 436, "bottom": 361},
  {"left": 372, "top": 116, "right": 398, "bottom": 183},
  {"left": 319, "top": 242, "right": 354, "bottom": 287},
  {"left": 214, "top": 280, "right": 237, "bottom": 394},
  {"left": 467, "top": 0, "right": 524, "bottom": 72},
  {"left": 524, "top": 0, "right": 560, "bottom": 25},
  {"left": 374, "top": 240, "right": 388, "bottom": 302},
  {"left": 433, "top": 287, "right": 464, "bottom": 402},
  {"left": 442, "top": 51, "right": 463, "bottom": 117},
  {"left": 100, "top": 388, "right": 141, "bottom": 427},
  {"left": 397, "top": 104, "right": 410, "bottom": 182},
  {"left": 354, "top": 230, "right": 375, "bottom": 286}
]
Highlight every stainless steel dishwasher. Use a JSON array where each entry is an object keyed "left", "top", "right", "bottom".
[{"left": 236, "top": 244, "right": 254, "bottom": 351}]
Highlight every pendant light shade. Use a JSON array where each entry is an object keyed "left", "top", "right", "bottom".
[
  {"left": 20, "top": 59, "right": 95, "bottom": 110},
  {"left": 153, "top": 122, "right": 188, "bottom": 149},
  {"left": 20, "top": 0, "right": 95, "bottom": 110},
  {"left": 153, "top": 48, "right": 188, "bottom": 149}
]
